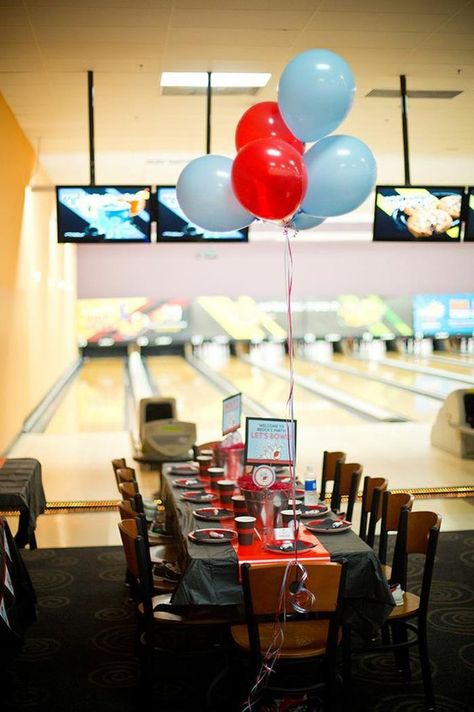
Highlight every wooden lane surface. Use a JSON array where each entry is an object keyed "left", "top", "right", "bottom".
[
  {"left": 332, "top": 354, "right": 472, "bottom": 397},
  {"left": 288, "top": 356, "right": 440, "bottom": 422},
  {"left": 216, "top": 356, "right": 362, "bottom": 425},
  {"left": 384, "top": 352, "right": 474, "bottom": 377},
  {"left": 146, "top": 355, "right": 224, "bottom": 442},
  {"left": 45, "top": 357, "right": 128, "bottom": 434}
]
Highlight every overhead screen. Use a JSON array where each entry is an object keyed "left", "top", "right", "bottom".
[
  {"left": 156, "top": 186, "right": 248, "bottom": 243},
  {"left": 464, "top": 187, "right": 474, "bottom": 241},
  {"left": 413, "top": 293, "right": 474, "bottom": 336},
  {"left": 373, "top": 186, "right": 465, "bottom": 242},
  {"left": 56, "top": 186, "right": 152, "bottom": 243}
]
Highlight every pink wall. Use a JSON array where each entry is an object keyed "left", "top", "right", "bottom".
[{"left": 77, "top": 241, "right": 474, "bottom": 300}]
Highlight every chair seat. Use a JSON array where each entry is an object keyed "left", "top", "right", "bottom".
[
  {"left": 149, "top": 544, "right": 178, "bottom": 562},
  {"left": 231, "top": 620, "right": 334, "bottom": 659},
  {"left": 387, "top": 591, "right": 421, "bottom": 620}
]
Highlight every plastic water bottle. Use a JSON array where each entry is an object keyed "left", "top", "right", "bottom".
[{"left": 304, "top": 465, "right": 318, "bottom": 507}]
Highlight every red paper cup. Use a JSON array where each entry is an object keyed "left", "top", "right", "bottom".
[
  {"left": 208, "top": 466, "right": 224, "bottom": 492},
  {"left": 196, "top": 455, "right": 213, "bottom": 478},
  {"left": 235, "top": 516, "right": 256, "bottom": 546},
  {"left": 217, "top": 479, "right": 235, "bottom": 506},
  {"left": 232, "top": 495, "right": 247, "bottom": 517}
]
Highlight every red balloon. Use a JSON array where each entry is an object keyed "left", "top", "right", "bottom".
[
  {"left": 231, "top": 138, "right": 308, "bottom": 221},
  {"left": 235, "top": 101, "right": 304, "bottom": 154}
]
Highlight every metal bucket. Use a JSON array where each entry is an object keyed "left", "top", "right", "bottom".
[{"left": 240, "top": 487, "right": 290, "bottom": 533}]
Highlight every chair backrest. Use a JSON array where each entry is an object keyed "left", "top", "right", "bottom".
[
  {"left": 390, "top": 509, "right": 441, "bottom": 613},
  {"left": 320, "top": 451, "right": 346, "bottom": 500},
  {"left": 118, "top": 481, "right": 139, "bottom": 501},
  {"left": 111, "top": 457, "right": 127, "bottom": 473},
  {"left": 330, "top": 462, "right": 362, "bottom": 521},
  {"left": 118, "top": 498, "right": 135, "bottom": 521},
  {"left": 118, "top": 518, "right": 155, "bottom": 621},
  {"left": 241, "top": 561, "right": 346, "bottom": 671},
  {"left": 378, "top": 491, "right": 414, "bottom": 564},
  {"left": 359, "top": 476, "right": 389, "bottom": 545},
  {"left": 115, "top": 466, "right": 136, "bottom": 487}
]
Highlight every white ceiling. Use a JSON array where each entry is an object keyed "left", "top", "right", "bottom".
[{"left": 1, "top": 0, "right": 474, "bottom": 187}]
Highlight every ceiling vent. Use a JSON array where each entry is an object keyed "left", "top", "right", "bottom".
[{"left": 366, "top": 89, "right": 462, "bottom": 99}]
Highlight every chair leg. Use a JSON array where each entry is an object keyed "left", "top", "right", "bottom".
[
  {"left": 418, "top": 623, "right": 435, "bottom": 711},
  {"left": 391, "top": 622, "right": 411, "bottom": 681}
]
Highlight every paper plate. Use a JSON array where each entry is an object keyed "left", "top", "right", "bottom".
[
  {"left": 304, "top": 518, "right": 351, "bottom": 534},
  {"left": 168, "top": 465, "right": 199, "bottom": 476},
  {"left": 180, "top": 491, "right": 217, "bottom": 504},
  {"left": 188, "top": 528, "right": 237, "bottom": 545},
  {"left": 299, "top": 503, "right": 330, "bottom": 519},
  {"left": 264, "top": 539, "right": 316, "bottom": 554},
  {"left": 173, "top": 478, "right": 205, "bottom": 489},
  {"left": 193, "top": 507, "right": 234, "bottom": 521}
]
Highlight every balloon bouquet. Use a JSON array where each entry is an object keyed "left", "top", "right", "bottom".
[{"left": 176, "top": 48, "right": 377, "bottom": 233}]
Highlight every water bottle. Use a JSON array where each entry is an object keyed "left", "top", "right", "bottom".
[{"left": 304, "top": 465, "right": 318, "bottom": 507}]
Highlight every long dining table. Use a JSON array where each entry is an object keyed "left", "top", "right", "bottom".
[{"left": 161, "top": 464, "right": 395, "bottom": 639}]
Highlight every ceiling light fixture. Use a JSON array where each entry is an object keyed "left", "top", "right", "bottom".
[{"left": 160, "top": 72, "right": 271, "bottom": 88}]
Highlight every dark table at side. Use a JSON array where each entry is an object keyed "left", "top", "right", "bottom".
[
  {"left": 161, "top": 467, "right": 394, "bottom": 638},
  {"left": 0, "top": 459, "right": 46, "bottom": 548}
]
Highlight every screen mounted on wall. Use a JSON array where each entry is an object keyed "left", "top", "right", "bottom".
[
  {"left": 413, "top": 293, "right": 474, "bottom": 336},
  {"left": 156, "top": 186, "right": 248, "bottom": 242},
  {"left": 56, "top": 186, "right": 152, "bottom": 243},
  {"left": 373, "top": 186, "right": 465, "bottom": 242},
  {"left": 464, "top": 187, "right": 474, "bottom": 242}
]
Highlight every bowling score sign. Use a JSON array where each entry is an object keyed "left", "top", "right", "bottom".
[{"left": 244, "top": 417, "right": 297, "bottom": 466}]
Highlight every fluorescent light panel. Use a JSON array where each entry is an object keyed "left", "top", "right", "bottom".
[{"left": 161, "top": 72, "right": 271, "bottom": 88}]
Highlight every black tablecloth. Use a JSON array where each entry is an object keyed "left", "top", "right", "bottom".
[
  {"left": 0, "top": 459, "right": 46, "bottom": 546},
  {"left": 0, "top": 516, "right": 37, "bottom": 662},
  {"left": 161, "top": 466, "right": 394, "bottom": 636}
]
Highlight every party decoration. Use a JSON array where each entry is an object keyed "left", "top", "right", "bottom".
[
  {"left": 291, "top": 211, "right": 325, "bottom": 231},
  {"left": 231, "top": 138, "right": 308, "bottom": 221},
  {"left": 278, "top": 49, "right": 355, "bottom": 143},
  {"left": 235, "top": 101, "right": 304, "bottom": 154},
  {"left": 301, "top": 134, "right": 377, "bottom": 218},
  {"left": 176, "top": 154, "right": 255, "bottom": 232}
]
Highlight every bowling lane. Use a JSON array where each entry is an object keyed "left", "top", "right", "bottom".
[
  {"left": 146, "top": 355, "right": 225, "bottom": 439},
  {"left": 287, "top": 356, "right": 440, "bottom": 422},
  {"left": 45, "top": 357, "right": 129, "bottom": 433},
  {"left": 215, "top": 356, "right": 363, "bottom": 426},
  {"left": 383, "top": 352, "right": 474, "bottom": 378},
  {"left": 330, "top": 353, "right": 472, "bottom": 397}
]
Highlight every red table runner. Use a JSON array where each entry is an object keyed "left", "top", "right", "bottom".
[{"left": 231, "top": 524, "right": 330, "bottom": 565}]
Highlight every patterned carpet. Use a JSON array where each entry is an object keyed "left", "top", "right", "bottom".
[{"left": 3, "top": 531, "right": 473, "bottom": 712}]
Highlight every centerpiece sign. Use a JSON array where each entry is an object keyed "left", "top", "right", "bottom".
[
  {"left": 222, "top": 392, "right": 242, "bottom": 435},
  {"left": 244, "top": 417, "right": 297, "bottom": 466}
]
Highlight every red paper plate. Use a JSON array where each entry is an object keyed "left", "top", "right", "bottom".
[
  {"left": 188, "top": 528, "right": 237, "bottom": 545},
  {"left": 193, "top": 507, "right": 234, "bottom": 521},
  {"left": 299, "top": 503, "right": 330, "bottom": 518},
  {"left": 173, "top": 478, "right": 205, "bottom": 489},
  {"left": 180, "top": 491, "right": 216, "bottom": 504},
  {"left": 264, "top": 539, "right": 316, "bottom": 554},
  {"left": 304, "top": 519, "right": 351, "bottom": 534}
]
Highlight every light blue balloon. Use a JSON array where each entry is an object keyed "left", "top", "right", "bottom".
[
  {"left": 278, "top": 49, "right": 355, "bottom": 143},
  {"left": 291, "top": 211, "right": 326, "bottom": 230},
  {"left": 176, "top": 154, "right": 255, "bottom": 232},
  {"left": 301, "top": 135, "right": 377, "bottom": 218}
]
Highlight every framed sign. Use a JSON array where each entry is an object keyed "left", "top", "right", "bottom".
[
  {"left": 222, "top": 393, "right": 242, "bottom": 435},
  {"left": 244, "top": 417, "right": 297, "bottom": 466}
]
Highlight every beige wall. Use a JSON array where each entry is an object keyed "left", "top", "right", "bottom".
[{"left": 0, "top": 94, "right": 77, "bottom": 452}]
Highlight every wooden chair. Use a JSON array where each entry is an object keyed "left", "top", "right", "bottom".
[
  {"left": 230, "top": 561, "right": 348, "bottom": 712},
  {"left": 354, "top": 509, "right": 441, "bottom": 711},
  {"left": 378, "top": 491, "right": 415, "bottom": 579},
  {"left": 118, "top": 518, "right": 238, "bottom": 707},
  {"left": 111, "top": 457, "right": 127, "bottom": 473},
  {"left": 319, "top": 451, "right": 346, "bottom": 502},
  {"left": 118, "top": 480, "right": 139, "bottom": 500},
  {"left": 358, "top": 476, "right": 388, "bottom": 545},
  {"left": 330, "top": 462, "right": 363, "bottom": 522},
  {"left": 115, "top": 466, "right": 137, "bottom": 488}
]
